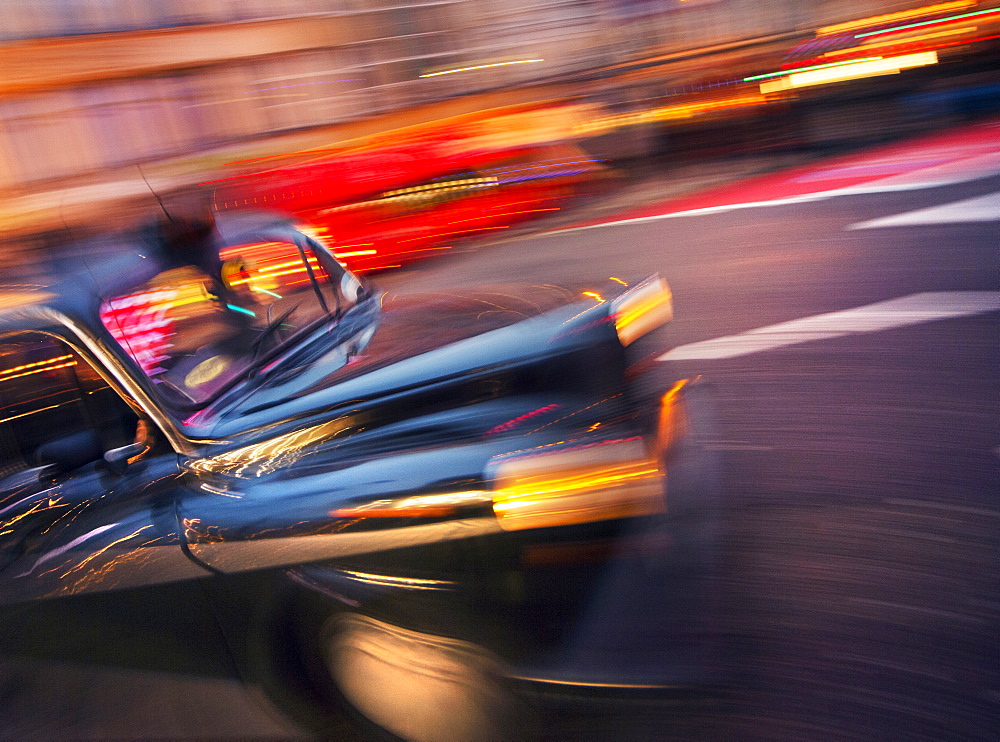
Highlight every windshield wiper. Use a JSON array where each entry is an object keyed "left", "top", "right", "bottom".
[{"left": 251, "top": 305, "right": 297, "bottom": 359}]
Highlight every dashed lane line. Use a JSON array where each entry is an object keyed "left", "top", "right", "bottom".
[{"left": 659, "top": 292, "right": 1000, "bottom": 361}]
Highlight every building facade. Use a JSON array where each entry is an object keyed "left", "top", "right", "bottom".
[{"left": 0, "top": 1, "right": 935, "bottom": 193}]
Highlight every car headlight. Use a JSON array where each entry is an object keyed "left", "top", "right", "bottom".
[{"left": 610, "top": 275, "right": 673, "bottom": 346}]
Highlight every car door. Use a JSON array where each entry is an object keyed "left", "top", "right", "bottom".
[{"left": 0, "top": 331, "right": 206, "bottom": 605}]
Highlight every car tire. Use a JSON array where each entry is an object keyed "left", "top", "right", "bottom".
[{"left": 249, "top": 585, "right": 530, "bottom": 741}]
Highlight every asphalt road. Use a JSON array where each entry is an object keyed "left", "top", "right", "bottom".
[
  {"left": 2, "top": 125, "right": 997, "bottom": 739},
  {"left": 375, "top": 133, "right": 1000, "bottom": 739}
]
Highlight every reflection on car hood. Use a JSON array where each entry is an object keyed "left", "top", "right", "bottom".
[
  {"left": 331, "top": 284, "right": 581, "bottom": 381},
  {"left": 203, "top": 282, "right": 607, "bottom": 440}
]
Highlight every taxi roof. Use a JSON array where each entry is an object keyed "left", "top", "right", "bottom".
[{"left": 0, "top": 211, "right": 299, "bottom": 334}]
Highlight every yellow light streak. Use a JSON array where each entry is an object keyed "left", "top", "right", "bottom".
[
  {"left": 816, "top": 1, "right": 974, "bottom": 36},
  {"left": 495, "top": 466, "right": 660, "bottom": 505},
  {"left": 572, "top": 94, "right": 768, "bottom": 135},
  {"left": 612, "top": 277, "right": 673, "bottom": 346},
  {"left": 0, "top": 354, "right": 73, "bottom": 376},
  {"left": 230, "top": 264, "right": 316, "bottom": 285},
  {"left": 419, "top": 59, "right": 544, "bottom": 78},
  {"left": 760, "top": 51, "right": 939, "bottom": 93},
  {"left": 164, "top": 294, "right": 211, "bottom": 310},
  {"left": 0, "top": 402, "right": 64, "bottom": 425},
  {"left": 492, "top": 459, "right": 663, "bottom": 530},
  {"left": 333, "top": 249, "right": 378, "bottom": 257},
  {"left": 0, "top": 360, "right": 76, "bottom": 383},
  {"left": 331, "top": 569, "right": 457, "bottom": 590},
  {"left": 59, "top": 525, "right": 154, "bottom": 578},
  {"left": 0, "top": 499, "right": 68, "bottom": 532},
  {"left": 821, "top": 25, "right": 977, "bottom": 57},
  {"left": 260, "top": 258, "right": 321, "bottom": 273},
  {"left": 582, "top": 291, "right": 604, "bottom": 301}
]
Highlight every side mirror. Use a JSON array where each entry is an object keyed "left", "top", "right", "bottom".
[{"left": 103, "top": 441, "right": 147, "bottom": 475}]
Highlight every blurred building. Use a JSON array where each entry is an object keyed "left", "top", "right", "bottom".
[{"left": 0, "top": 0, "right": 950, "bottom": 196}]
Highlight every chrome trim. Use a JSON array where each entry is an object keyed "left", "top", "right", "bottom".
[{"left": 190, "top": 517, "right": 503, "bottom": 573}]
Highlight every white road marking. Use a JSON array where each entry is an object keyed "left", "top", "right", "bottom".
[
  {"left": 547, "top": 154, "right": 1000, "bottom": 234},
  {"left": 847, "top": 191, "right": 1000, "bottom": 229},
  {"left": 550, "top": 193, "right": 847, "bottom": 233},
  {"left": 659, "top": 292, "right": 1000, "bottom": 361}
]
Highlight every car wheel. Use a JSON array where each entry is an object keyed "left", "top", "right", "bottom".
[
  {"left": 250, "top": 587, "right": 529, "bottom": 741},
  {"left": 318, "top": 610, "right": 527, "bottom": 742}
]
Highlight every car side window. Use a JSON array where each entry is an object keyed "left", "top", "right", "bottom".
[{"left": 0, "top": 333, "right": 138, "bottom": 480}]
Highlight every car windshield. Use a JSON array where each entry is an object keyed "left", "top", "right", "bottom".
[{"left": 100, "top": 228, "right": 364, "bottom": 407}]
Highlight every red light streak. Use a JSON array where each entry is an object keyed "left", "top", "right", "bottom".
[{"left": 486, "top": 404, "right": 561, "bottom": 435}]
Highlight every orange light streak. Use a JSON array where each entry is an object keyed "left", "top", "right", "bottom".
[
  {"left": 816, "top": 1, "right": 974, "bottom": 35},
  {"left": 0, "top": 360, "right": 76, "bottom": 383},
  {"left": 260, "top": 257, "right": 321, "bottom": 273},
  {"left": 0, "top": 354, "right": 74, "bottom": 376},
  {"left": 822, "top": 25, "right": 977, "bottom": 57}
]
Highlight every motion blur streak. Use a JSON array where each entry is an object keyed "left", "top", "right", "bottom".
[
  {"left": 658, "top": 378, "right": 693, "bottom": 454},
  {"left": 816, "top": 1, "right": 975, "bottom": 35},
  {"left": 419, "top": 59, "right": 544, "bottom": 78},
  {"left": 329, "top": 569, "right": 456, "bottom": 591},
  {"left": 492, "top": 438, "right": 664, "bottom": 531},
  {"left": 760, "top": 52, "right": 939, "bottom": 93},
  {"left": 611, "top": 276, "right": 674, "bottom": 346},
  {"left": 854, "top": 6, "right": 1000, "bottom": 37}
]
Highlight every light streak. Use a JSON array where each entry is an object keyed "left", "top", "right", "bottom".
[
  {"left": 252, "top": 266, "right": 310, "bottom": 280},
  {"left": 251, "top": 286, "right": 283, "bottom": 299},
  {"left": 855, "top": 7, "right": 1000, "bottom": 38},
  {"left": 0, "top": 499, "right": 68, "bottom": 533},
  {"left": 817, "top": 1, "right": 974, "bottom": 35},
  {"left": 821, "top": 26, "right": 977, "bottom": 56},
  {"left": 0, "top": 354, "right": 73, "bottom": 376},
  {"left": 324, "top": 569, "right": 456, "bottom": 590},
  {"left": 226, "top": 304, "right": 257, "bottom": 317},
  {"left": 486, "top": 404, "right": 561, "bottom": 436},
  {"left": 759, "top": 51, "right": 939, "bottom": 93},
  {"left": 0, "top": 360, "right": 76, "bottom": 383},
  {"left": 259, "top": 257, "right": 322, "bottom": 273},
  {"left": 24, "top": 522, "right": 120, "bottom": 574},
  {"left": 419, "top": 59, "right": 544, "bottom": 78},
  {"left": 183, "top": 94, "right": 309, "bottom": 108},
  {"left": 744, "top": 57, "right": 884, "bottom": 82}
]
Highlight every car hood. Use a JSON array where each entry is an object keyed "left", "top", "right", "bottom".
[{"left": 190, "top": 282, "right": 616, "bottom": 442}]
